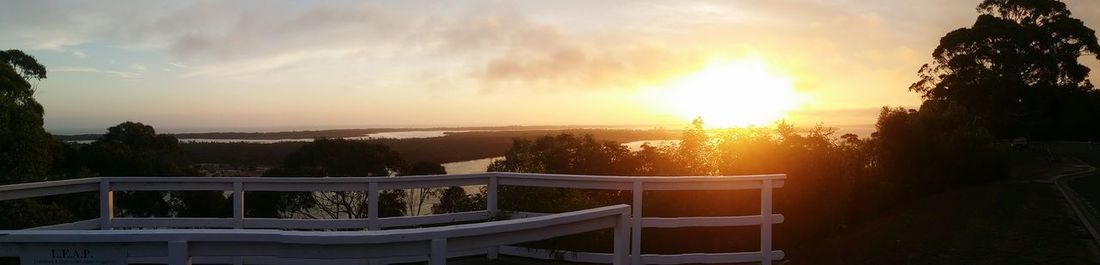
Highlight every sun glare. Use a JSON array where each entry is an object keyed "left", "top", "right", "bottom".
[{"left": 652, "top": 58, "right": 803, "bottom": 128}]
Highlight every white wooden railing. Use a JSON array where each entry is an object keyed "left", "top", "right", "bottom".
[
  {"left": 0, "top": 172, "right": 785, "bottom": 264},
  {"left": 0, "top": 205, "right": 631, "bottom": 265}
]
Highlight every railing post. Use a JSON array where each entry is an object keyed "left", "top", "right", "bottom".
[
  {"left": 487, "top": 175, "right": 499, "bottom": 259},
  {"left": 760, "top": 179, "right": 774, "bottom": 265},
  {"left": 368, "top": 182, "right": 379, "bottom": 230},
  {"left": 233, "top": 181, "right": 244, "bottom": 229},
  {"left": 168, "top": 241, "right": 192, "bottom": 265},
  {"left": 631, "top": 181, "right": 642, "bottom": 265},
  {"left": 430, "top": 238, "right": 447, "bottom": 265},
  {"left": 613, "top": 212, "right": 629, "bottom": 265},
  {"left": 488, "top": 175, "right": 498, "bottom": 216},
  {"left": 98, "top": 180, "right": 113, "bottom": 230}
]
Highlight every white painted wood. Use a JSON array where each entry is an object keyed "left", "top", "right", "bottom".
[
  {"left": 1, "top": 205, "right": 629, "bottom": 264},
  {"left": 430, "top": 238, "right": 446, "bottom": 265},
  {"left": 0, "top": 206, "right": 628, "bottom": 244},
  {"left": 0, "top": 172, "right": 787, "bottom": 265},
  {"left": 376, "top": 211, "right": 489, "bottom": 228},
  {"left": 761, "top": 179, "right": 774, "bottom": 265},
  {"left": 498, "top": 177, "right": 633, "bottom": 190},
  {"left": 87, "top": 173, "right": 783, "bottom": 191},
  {"left": 488, "top": 175, "right": 498, "bottom": 215},
  {"left": 631, "top": 181, "right": 642, "bottom": 265},
  {"left": 128, "top": 256, "right": 281, "bottom": 265},
  {"left": 368, "top": 182, "right": 379, "bottom": 230},
  {"left": 27, "top": 218, "right": 101, "bottom": 230},
  {"left": 112, "top": 181, "right": 234, "bottom": 191},
  {"left": 168, "top": 240, "right": 191, "bottom": 265},
  {"left": 113, "top": 212, "right": 490, "bottom": 231},
  {"left": 508, "top": 211, "right": 550, "bottom": 218},
  {"left": 0, "top": 178, "right": 99, "bottom": 200},
  {"left": 487, "top": 175, "right": 499, "bottom": 260},
  {"left": 641, "top": 214, "right": 784, "bottom": 228},
  {"left": 243, "top": 182, "right": 374, "bottom": 192},
  {"left": 233, "top": 182, "right": 244, "bottom": 229},
  {"left": 491, "top": 172, "right": 785, "bottom": 183},
  {"left": 244, "top": 218, "right": 369, "bottom": 230},
  {"left": 99, "top": 180, "right": 113, "bottom": 230},
  {"left": 114, "top": 218, "right": 236, "bottom": 229},
  {"left": 643, "top": 180, "right": 777, "bottom": 191},
  {"left": 613, "top": 212, "right": 628, "bottom": 265}
]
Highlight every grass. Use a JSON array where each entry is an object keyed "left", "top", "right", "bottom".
[{"left": 787, "top": 163, "right": 1097, "bottom": 264}]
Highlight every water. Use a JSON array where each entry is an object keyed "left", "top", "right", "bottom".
[
  {"left": 442, "top": 157, "right": 503, "bottom": 174},
  {"left": 65, "top": 130, "right": 477, "bottom": 144},
  {"left": 357, "top": 130, "right": 471, "bottom": 140},
  {"left": 622, "top": 140, "right": 680, "bottom": 151}
]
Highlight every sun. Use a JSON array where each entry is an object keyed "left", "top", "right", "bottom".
[{"left": 651, "top": 58, "right": 803, "bottom": 127}]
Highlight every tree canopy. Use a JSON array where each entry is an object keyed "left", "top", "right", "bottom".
[
  {"left": 0, "top": 50, "right": 51, "bottom": 185},
  {"left": 256, "top": 138, "right": 409, "bottom": 218},
  {"left": 911, "top": 0, "right": 1100, "bottom": 139},
  {"left": 83, "top": 122, "right": 195, "bottom": 176}
]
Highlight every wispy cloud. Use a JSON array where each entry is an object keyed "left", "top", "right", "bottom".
[{"left": 52, "top": 66, "right": 142, "bottom": 78}]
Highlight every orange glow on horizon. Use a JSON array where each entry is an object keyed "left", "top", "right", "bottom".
[{"left": 644, "top": 58, "right": 807, "bottom": 128}]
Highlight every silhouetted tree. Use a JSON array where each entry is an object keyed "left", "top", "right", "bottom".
[
  {"left": 911, "top": 0, "right": 1100, "bottom": 139},
  {"left": 0, "top": 50, "right": 50, "bottom": 185},
  {"left": 0, "top": 50, "right": 92, "bottom": 230},
  {"left": 253, "top": 138, "right": 407, "bottom": 218},
  {"left": 83, "top": 122, "right": 226, "bottom": 217},
  {"left": 488, "top": 134, "right": 636, "bottom": 216},
  {"left": 403, "top": 161, "right": 446, "bottom": 216},
  {"left": 431, "top": 186, "right": 485, "bottom": 214}
]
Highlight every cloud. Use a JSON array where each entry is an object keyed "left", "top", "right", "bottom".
[
  {"left": 52, "top": 66, "right": 142, "bottom": 78},
  {"left": 179, "top": 49, "right": 354, "bottom": 79},
  {"left": 429, "top": 15, "right": 711, "bottom": 92},
  {"left": 162, "top": 5, "right": 403, "bottom": 60},
  {"left": 129, "top": 63, "right": 147, "bottom": 73}
]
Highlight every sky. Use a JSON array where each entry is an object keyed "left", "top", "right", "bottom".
[{"left": 4, "top": 0, "right": 1100, "bottom": 134}]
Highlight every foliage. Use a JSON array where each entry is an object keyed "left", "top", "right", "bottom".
[
  {"left": 488, "top": 134, "right": 637, "bottom": 215},
  {"left": 82, "top": 122, "right": 227, "bottom": 218},
  {"left": 431, "top": 186, "right": 486, "bottom": 214},
  {"left": 404, "top": 161, "right": 446, "bottom": 216},
  {"left": 0, "top": 50, "right": 87, "bottom": 230},
  {"left": 252, "top": 138, "right": 408, "bottom": 219},
  {"left": 178, "top": 129, "right": 679, "bottom": 167},
  {"left": 486, "top": 113, "right": 1006, "bottom": 253},
  {"left": 0, "top": 50, "right": 50, "bottom": 185},
  {"left": 911, "top": 0, "right": 1100, "bottom": 139}
]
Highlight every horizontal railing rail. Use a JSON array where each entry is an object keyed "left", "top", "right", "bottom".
[
  {"left": 0, "top": 172, "right": 786, "bottom": 264},
  {"left": 0, "top": 205, "right": 631, "bottom": 265}
]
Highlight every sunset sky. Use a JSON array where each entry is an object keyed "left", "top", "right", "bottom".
[{"left": 5, "top": 0, "right": 1100, "bottom": 133}]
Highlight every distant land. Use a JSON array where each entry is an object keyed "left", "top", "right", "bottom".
[
  {"left": 52, "top": 124, "right": 877, "bottom": 168},
  {"left": 180, "top": 128, "right": 683, "bottom": 166},
  {"left": 53, "top": 124, "right": 680, "bottom": 141},
  {"left": 53, "top": 124, "right": 877, "bottom": 142}
]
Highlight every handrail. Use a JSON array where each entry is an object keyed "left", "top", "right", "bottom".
[
  {"left": 0, "top": 205, "right": 632, "bottom": 265},
  {"left": 0, "top": 177, "right": 100, "bottom": 201},
  {"left": 0, "top": 172, "right": 786, "bottom": 264}
]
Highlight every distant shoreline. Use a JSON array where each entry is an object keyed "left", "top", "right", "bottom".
[
  {"left": 53, "top": 124, "right": 680, "bottom": 141},
  {"left": 55, "top": 123, "right": 878, "bottom": 142}
]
